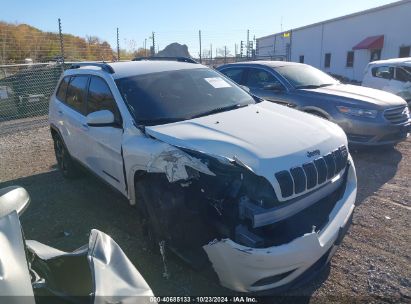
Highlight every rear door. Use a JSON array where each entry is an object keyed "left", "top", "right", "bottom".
[
  {"left": 83, "top": 76, "right": 125, "bottom": 192},
  {"left": 56, "top": 75, "right": 89, "bottom": 160}
]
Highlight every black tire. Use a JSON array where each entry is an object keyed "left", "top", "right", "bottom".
[
  {"left": 134, "top": 177, "right": 162, "bottom": 252},
  {"left": 53, "top": 134, "right": 80, "bottom": 179}
]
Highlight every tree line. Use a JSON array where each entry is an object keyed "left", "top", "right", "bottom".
[{"left": 0, "top": 22, "right": 147, "bottom": 64}]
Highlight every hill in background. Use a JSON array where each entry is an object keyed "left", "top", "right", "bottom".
[{"left": 0, "top": 22, "right": 114, "bottom": 64}]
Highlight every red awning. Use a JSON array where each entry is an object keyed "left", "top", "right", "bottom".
[{"left": 353, "top": 35, "right": 384, "bottom": 50}]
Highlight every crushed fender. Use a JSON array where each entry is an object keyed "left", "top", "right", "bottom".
[{"left": 146, "top": 147, "right": 215, "bottom": 182}]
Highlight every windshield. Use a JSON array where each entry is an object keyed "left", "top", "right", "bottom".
[
  {"left": 276, "top": 64, "right": 339, "bottom": 89},
  {"left": 115, "top": 68, "right": 255, "bottom": 126}
]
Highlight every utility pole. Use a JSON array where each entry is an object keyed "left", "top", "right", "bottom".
[
  {"left": 151, "top": 32, "right": 155, "bottom": 56},
  {"left": 235, "top": 43, "right": 238, "bottom": 61},
  {"left": 116, "top": 27, "right": 120, "bottom": 61},
  {"left": 144, "top": 38, "right": 147, "bottom": 56},
  {"left": 210, "top": 43, "right": 213, "bottom": 64},
  {"left": 199, "top": 30, "right": 202, "bottom": 63},
  {"left": 246, "top": 29, "right": 250, "bottom": 59},
  {"left": 58, "top": 18, "right": 65, "bottom": 64},
  {"left": 224, "top": 46, "right": 227, "bottom": 64}
]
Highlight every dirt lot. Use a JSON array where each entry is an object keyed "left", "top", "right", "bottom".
[{"left": 0, "top": 125, "right": 410, "bottom": 303}]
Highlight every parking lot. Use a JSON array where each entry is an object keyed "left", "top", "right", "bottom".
[{"left": 0, "top": 123, "right": 410, "bottom": 302}]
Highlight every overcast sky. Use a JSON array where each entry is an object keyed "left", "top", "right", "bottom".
[{"left": 0, "top": 0, "right": 399, "bottom": 56}]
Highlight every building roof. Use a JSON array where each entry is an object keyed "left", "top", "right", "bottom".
[{"left": 257, "top": 0, "right": 410, "bottom": 40}]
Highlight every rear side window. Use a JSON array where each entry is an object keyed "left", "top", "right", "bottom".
[
  {"left": 395, "top": 66, "right": 411, "bottom": 82},
  {"left": 220, "top": 68, "right": 244, "bottom": 84},
  {"left": 65, "top": 75, "right": 89, "bottom": 114},
  {"left": 56, "top": 76, "right": 70, "bottom": 102},
  {"left": 87, "top": 76, "right": 121, "bottom": 122}
]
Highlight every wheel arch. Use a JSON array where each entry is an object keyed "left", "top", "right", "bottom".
[{"left": 301, "top": 106, "right": 332, "bottom": 119}]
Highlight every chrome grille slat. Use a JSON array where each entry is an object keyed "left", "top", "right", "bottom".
[
  {"left": 384, "top": 106, "right": 409, "bottom": 124},
  {"left": 275, "top": 145, "right": 348, "bottom": 198}
]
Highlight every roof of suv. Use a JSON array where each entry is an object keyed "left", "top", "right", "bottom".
[
  {"left": 72, "top": 60, "right": 204, "bottom": 79},
  {"left": 368, "top": 57, "right": 411, "bottom": 66}
]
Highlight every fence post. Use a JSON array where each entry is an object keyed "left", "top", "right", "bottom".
[{"left": 58, "top": 18, "right": 65, "bottom": 64}]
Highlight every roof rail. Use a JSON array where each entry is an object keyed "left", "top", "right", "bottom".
[
  {"left": 132, "top": 56, "right": 198, "bottom": 64},
  {"left": 69, "top": 62, "right": 115, "bottom": 74}
]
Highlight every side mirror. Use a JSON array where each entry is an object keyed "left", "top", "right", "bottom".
[
  {"left": 0, "top": 186, "right": 30, "bottom": 217},
  {"left": 86, "top": 110, "right": 115, "bottom": 127},
  {"left": 264, "top": 83, "right": 284, "bottom": 91}
]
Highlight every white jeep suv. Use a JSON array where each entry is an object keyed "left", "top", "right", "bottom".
[{"left": 49, "top": 59, "right": 357, "bottom": 293}]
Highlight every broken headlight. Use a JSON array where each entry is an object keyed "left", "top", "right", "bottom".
[{"left": 182, "top": 149, "right": 279, "bottom": 209}]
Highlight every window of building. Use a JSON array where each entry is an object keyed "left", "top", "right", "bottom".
[
  {"left": 324, "top": 53, "right": 331, "bottom": 68},
  {"left": 299, "top": 55, "right": 304, "bottom": 63},
  {"left": 65, "top": 75, "right": 89, "bottom": 114},
  {"left": 87, "top": 76, "right": 121, "bottom": 123},
  {"left": 346, "top": 51, "right": 354, "bottom": 67},
  {"left": 245, "top": 68, "right": 281, "bottom": 89},
  {"left": 371, "top": 66, "right": 394, "bottom": 79},
  {"left": 399, "top": 46, "right": 410, "bottom": 58},
  {"left": 370, "top": 49, "right": 381, "bottom": 61},
  {"left": 220, "top": 68, "right": 245, "bottom": 84},
  {"left": 56, "top": 76, "right": 70, "bottom": 102}
]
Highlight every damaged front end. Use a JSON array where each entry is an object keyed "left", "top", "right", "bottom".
[{"left": 136, "top": 146, "right": 356, "bottom": 292}]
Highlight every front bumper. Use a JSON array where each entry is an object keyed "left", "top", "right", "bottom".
[
  {"left": 332, "top": 113, "right": 410, "bottom": 146},
  {"left": 203, "top": 159, "right": 357, "bottom": 293}
]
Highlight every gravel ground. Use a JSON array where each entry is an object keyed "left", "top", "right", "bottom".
[{"left": 0, "top": 125, "right": 410, "bottom": 303}]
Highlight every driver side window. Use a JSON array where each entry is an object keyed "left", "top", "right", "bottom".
[
  {"left": 87, "top": 76, "right": 121, "bottom": 123},
  {"left": 372, "top": 66, "right": 394, "bottom": 79},
  {"left": 246, "top": 68, "right": 281, "bottom": 89}
]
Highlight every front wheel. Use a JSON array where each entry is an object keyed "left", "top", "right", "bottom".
[{"left": 53, "top": 134, "right": 80, "bottom": 179}]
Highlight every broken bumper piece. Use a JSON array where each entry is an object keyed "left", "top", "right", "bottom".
[{"left": 203, "top": 162, "right": 356, "bottom": 293}]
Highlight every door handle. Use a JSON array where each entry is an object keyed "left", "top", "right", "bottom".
[
  {"left": 58, "top": 110, "right": 64, "bottom": 116},
  {"left": 82, "top": 123, "right": 89, "bottom": 130}
]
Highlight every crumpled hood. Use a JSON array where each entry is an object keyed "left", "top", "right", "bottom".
[
  {"left": 146, "top": 101, "right": 347, "bottom": 187},
  {"left": 304, "top": 84, "right": 407, "bottom": 107}
]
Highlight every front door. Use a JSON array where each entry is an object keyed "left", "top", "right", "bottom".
[
  {"left": 244, "top": 68, "right": 291, "bottom": 106},
  {"left": 83, "top": 76, "right": 125, "bottom": 193}
]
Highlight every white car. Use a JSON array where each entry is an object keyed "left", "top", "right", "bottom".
[
  {"left": 49, "top": 59, "right": 357, "bottom": 293},
  {"left": 362, "top": 57, "right": 411, "bottom": 108}
]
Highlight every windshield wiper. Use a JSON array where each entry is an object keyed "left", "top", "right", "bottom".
[
  {"left": 190, "top": 103, "right": 249, "bottom": 119},
  {"left": 139, "top": 117, "right": 185, "bottom": 126},
  {"left": 296, "top": 83, "right": 334, "bottom": 89},
  {"left": 295, "top": 84, "right": 321, "bottom": 89}
]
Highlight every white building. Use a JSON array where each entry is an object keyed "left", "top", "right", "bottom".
[{"left": 256, "top": 0, "right": 411, "bottom": 81}]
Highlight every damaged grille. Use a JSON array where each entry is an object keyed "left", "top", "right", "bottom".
[{"left": 275, "top": 146, "right": 348, "bottom": 198}]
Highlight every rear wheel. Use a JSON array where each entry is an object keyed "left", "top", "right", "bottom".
[{"left": 53, "top": 134, "right": 80, "bottom": 179}]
